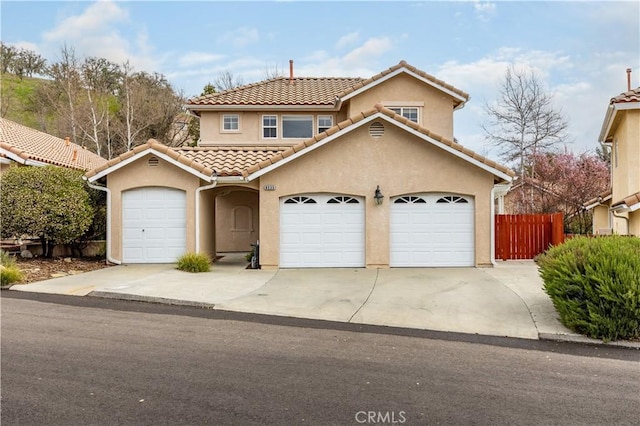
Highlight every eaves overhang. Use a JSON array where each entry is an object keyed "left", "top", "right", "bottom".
[
  {"left": 245, "top": 111, "right": 512, "bottom": 183},
  {"left": 339, "top": 67, "right": 469, "bottom": 110},
  {"left": 87, "top": 147, "right": 215, "bottom": 183},
  {"left": 598, "top": 101, "right": 640, "bottom": 143}
]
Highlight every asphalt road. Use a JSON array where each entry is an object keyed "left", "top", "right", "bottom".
[{"left": 2, "top": 292, "right": 639, "bottom": 426}]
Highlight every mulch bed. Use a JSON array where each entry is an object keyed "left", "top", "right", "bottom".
[{"left": 13, "top": 257, "right": 112, "bottom": 284}]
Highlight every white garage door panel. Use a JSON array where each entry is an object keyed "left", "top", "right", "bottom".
[
  {"left": 390, "top": 194, "right": 474, "bottom": 267},
  {"left": 122, "top": 187, "right": 186, "bottom": 263},
  {"left": 280, "top": 194, "right": 365, "bottom": 268}
]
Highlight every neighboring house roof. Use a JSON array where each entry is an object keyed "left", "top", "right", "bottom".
[
  {"left": 612, "top": 191, "right": 640, "bottom": 212},
  {"left": 243, "top": 104, "right": 513, "bottom": 181},
  {"left": 0, "top": 118, "right": 107, "bottom": 171},
  {"left": 186, "top": 60, "right": 469, "bottom": 111},
  {"left": 583, "top": 189, "right": 613, "bottom": 210},
  {"left": 598, "top": 87, "right": 640, "bottom": 143},
  {"left": 86, "top": 105, "right": 514, "bottom": 183}
]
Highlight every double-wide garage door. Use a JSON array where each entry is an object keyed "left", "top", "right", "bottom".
[
  {"left": 122, "top": 187, "right": 186, "bottom": 263},
  {"left": 390, "top": 194, "right": 474, "bottom": 267},
  {"left": 279, "top": 193, "right": 474, "bottom": 268},
  {"left": 280, "top": 194, "right": 365, "bottom": 267}
]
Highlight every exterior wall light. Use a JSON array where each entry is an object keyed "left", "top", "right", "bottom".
[{"left": 374, "top": 185, "right": 384, "bottom": 205}]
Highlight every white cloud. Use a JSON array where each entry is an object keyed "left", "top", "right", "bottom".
[
  {"left": 336, "top": 32, "right": 359, "bottom": 50},
  {"left": 437, "top": 47, "right": 633, "bottom": 157},
  {"left": 39, "top": 0, "right": 159, "bottom": 71},
  {"left": 218, "top": 27, "right": 259, "bottom": 48},
  {"left": 178, "top": 52, "right": 225, "bottom": 68},
  {"left": 343, "top": 36, "right": 393, "bottom": 67},
  {"left": 473, "top": 1, "right": 496, "bottom": 22}
]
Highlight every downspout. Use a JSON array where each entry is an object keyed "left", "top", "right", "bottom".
[
  {"left": 195, "top": 172, "right": 218, "bottom": 253},
  {"left": 612, "top": 210, "right": 629, "bottom": 234},
  {"left": 83, "top": 177, "right": 121, "bottom": 265}
]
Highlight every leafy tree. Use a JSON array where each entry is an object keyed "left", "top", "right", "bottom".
[
  {"left": 0, "top": 166, "right": 94, "bottom": 257},
  {"left": 187, "top": 82, "right": 217, "bottom": 144},
  {"left": 483, "top": 65, "right": 569, "bottom": 211}
]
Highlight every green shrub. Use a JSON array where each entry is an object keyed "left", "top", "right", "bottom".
[
  {"left": 1, "top": 250, "right": 23, "bottom": 286},
  {"left": 1, "top": 265, "right": 23, "bottom": 287},
  {"left": 176, "top": 252, "right": 211, "bottom": 273},
  {"left": 538, "top": 236, "right": 640, "bottom": 341}
]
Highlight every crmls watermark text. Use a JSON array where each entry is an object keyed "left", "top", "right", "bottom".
[{"left": 355, "top": 411, "right": 407, "bottom": 424}]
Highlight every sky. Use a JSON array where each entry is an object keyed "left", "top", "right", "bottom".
[{"left": 1, "top": 0, "right": 639, "bottom": 162}]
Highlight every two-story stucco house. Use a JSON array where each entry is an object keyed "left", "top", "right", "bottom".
[
  {"left": 86, "top": 61, "right": 514, "bottom": 268},
  {"left": 584, "top": 85, "right": 640, "bottom": 235}
]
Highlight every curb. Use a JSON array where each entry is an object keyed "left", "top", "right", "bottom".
[
  {"left": 90, "top": 290, "right": 640, "bottom": 350},
  {"left": 89, "top": 291, "right": 217, "bottom": 309},
  {"left": 539, "top": 332, "right": 640, "bottom": 349}
]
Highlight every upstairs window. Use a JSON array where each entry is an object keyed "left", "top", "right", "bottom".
[
  {"left": 282, "top": 115, "right": 313, "bottom": 139},
  {"left": 318, "top": 115, "right": 333, "bottom": 133},
  {"left": 262, "top": 115, "right": 277, "bottom": 139},
  {"left": 222, "top": 114, "right": 239, "bottom": 132},
  {"left": 388, "top": 107, "right": 418, "bottom": 123}
]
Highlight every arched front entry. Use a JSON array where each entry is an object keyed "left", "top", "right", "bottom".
[{"left": 215, "top": 189, "right": 259, "bottom": 252}]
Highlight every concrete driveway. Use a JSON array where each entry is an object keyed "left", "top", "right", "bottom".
[{"left": 11, "top": 253, "right": 572, "bottom": 340}]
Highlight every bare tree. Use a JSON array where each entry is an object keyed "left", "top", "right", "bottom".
[
  {"left": 483, "top": 65, "right": 568, "bottom": 212},
  {"left": 213, "top": 70, "right": 244, "bottom": 91},
  {"left": 46, "top": 45, "right": 82, "bottom": 144},
  {"left": 115, "top": 64, "right": 185, "bottom": 153},
  {"left": 261, "top": 62, "right": 285, "bottom": 80},
  {"left": 77, "top": 57, "right": 121, "bottom": 157}
]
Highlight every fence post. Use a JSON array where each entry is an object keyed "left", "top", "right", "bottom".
[{"left": 551, "top": 212, "right": 565, "bottom": 246}]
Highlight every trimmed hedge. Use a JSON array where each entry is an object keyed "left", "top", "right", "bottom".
[
  {"left": 176, "top": 252, "right": 211, "bottom": 273},
  {"left": 538, "top": 236, "right": 640, "bottom": 341}
]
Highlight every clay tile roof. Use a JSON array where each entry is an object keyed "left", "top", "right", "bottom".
[
  {"left": 613, "top": 191, "right": 640, "bottom": 208},
  {"left": 187, "top": 61, "right": 469, "bottom": 108},
  {"left": 0, "top": 117, "right": 107, "bottom": 171},
  {"left": 187, "top": 77, "right": 364, "bottom": 106},
  {"left": 175, "top": 145, "right": 290, "bottom": 177},
  {"left": 337, "top": 60, "right": 469, "bottom": 105},
  {"left": 85, "top": 139, "right": 216, "bottom": 179},
  {"left": 249, "top": 106, "right": 513, "bottom": 179},
  {"left": 610, "top": 87, "right": 640, "bottom": 104}
]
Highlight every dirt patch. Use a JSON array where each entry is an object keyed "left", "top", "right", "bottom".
[{"left": 14, "top": 257, "right": 113, "bottom": 284}]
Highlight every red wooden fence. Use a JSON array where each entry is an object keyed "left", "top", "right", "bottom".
[{"left": 495, "top": 213, "right": 564, "bottom": 260}]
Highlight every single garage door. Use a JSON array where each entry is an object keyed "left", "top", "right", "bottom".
[
  {"left": 122, "top": 187, "right": 186, "bottom": 263},
  {"left": 390, "top": 194, "right": 474, "bottom": 267},
  {"left": 280, "top": 194, "right": 365, "bottom": 267}
]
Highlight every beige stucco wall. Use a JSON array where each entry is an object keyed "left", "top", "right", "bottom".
[
  {"left": 199, "top": 110, "right": 338, "bottom": 146},
  {"left": 0, "top": 161, "right": 12, "bottom": 174},
  {"left": 591, "top": 205, "right": 611, "bottom": 234},
  {"left": 257, "top": 121, "right": 496, "bottom": 269},
  {"left": 612, "top": 110, "right": 640, "bottom": 204},
  {"left": 215, "top": 189, "right": 259, "bottom": 252},
  {"left": 106, "top": 153, "right": 201, "bottom": 262},
  {"left": 199, "top": 187, "right": 217, "bottom": 259},
  {"left": 198, "top": 74, "right": 458, "bottom": 145},
  {"left": 629, "top": 211, "right": 640, "bottom": 236},
  {"left": 347, "top": 73, "right": 456, "bottom": 139}
]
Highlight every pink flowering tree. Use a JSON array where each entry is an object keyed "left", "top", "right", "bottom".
[{"left": 531, "top": 151, "right": 609, "bottom": 234}]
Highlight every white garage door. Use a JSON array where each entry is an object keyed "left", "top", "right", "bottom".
[
  {"left": 390, "top": 194, "right": 474, "bottom": 267},
  {"left": 122, "top": 187, "right": 186, "bottom": 263},
  {"left": 280, "top": 194, "right": 365, "bottom": 267}
]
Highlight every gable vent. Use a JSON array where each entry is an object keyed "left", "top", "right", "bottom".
[
  {"left": 148, "top": 156, "right": 160, "bottom": 167},
  {"left": 369, "top": 121, "right": 385, "bottom": 138}
]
